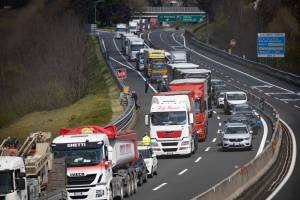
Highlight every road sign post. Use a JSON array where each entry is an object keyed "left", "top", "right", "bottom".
[
  {"left": 257, "top": 33, "right": 285, "bottom": 58},
  {"left": 157, "top": 15, "right": 204, "bottom": 23}
]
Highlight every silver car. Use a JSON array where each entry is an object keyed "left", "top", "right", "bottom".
[{"left": 221, "top": 123, "right": 253, "bottom": 151}]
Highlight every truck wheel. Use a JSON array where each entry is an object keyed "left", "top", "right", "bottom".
[
  {"left": 116, "top": 186, "right": 124, "bottom": 200},
  {"left": 130, "top": 176, "right": 135, "bottom": 195},
  {"left": 133, "top": 176, "right": 137, "bottom": 193},
  {"left": 138, "top": 175, "right": 143, "bottom": 186},
  {"left": 124, "top": 175, "right": 132, "bottom": 197}
]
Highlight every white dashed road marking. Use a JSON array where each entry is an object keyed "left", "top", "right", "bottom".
[
  {"left": 178, "top": 169, "right": 188, "bottom": 175},
  {"left": 212, "top": 138, "right": 217, "bottom": 143},
  {"left": 195, "top": 157, "right": 202, "bottom": 163},
  {"left": 217, "top": 116, "right": 220, "bottom": 120},
  {"left": 205, "top": 147, "right": 211, "bottom": 152},
  {"left": 219, "top": 122, "right": 222, "bottom": 126},
  {"left": 153, "top": 183, "right": 167, "bottom": 191}
]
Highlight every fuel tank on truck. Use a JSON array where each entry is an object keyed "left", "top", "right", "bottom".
[{"left": 107, "top": 127, "right": 138, "bottom": 168}]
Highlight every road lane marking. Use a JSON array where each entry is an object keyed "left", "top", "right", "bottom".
[
  {"left": 178, "top": 169, "right": 188, "bottom": 175},
  {"left": 204, "top": 147, "right": 211, "bottom": 152},
  {"left": 173, "top": 33, "right": 296, "bottom": 94},
  {"left": 255, "top": 116, "right": 268, "bottom": 158},
  {"left": 294, "top": 105, "right": 300, "bottom": 109},
  {"left": 213, "top": 110, "right": 217, "bottom": 114},
  {"left": 101, "top": 39, "right": 106, "bottom": 52},
  {"left": 219, "top": 122, "right": 222, "bottom": 126},
  {"left": 266, "top": 119, "right": 297, "bottom": 200},
  {"left": 148, "top": 32, "right": 151, "bottom": 41},
  {"left": 153, "top": 183, "right": 167, "bottom": 191},
  {"left": 217, "top": 116, "right": 220, "bottom": 120},
  {"left": 264, "top": 92, "right": 298, "bottom": 95},
  {"left": 279, "top": 98, "right": 300, "bottom": 102},
  {"left": 212, "top": 138, "right": 217, "bottom": 143},
  {"left": 195, "top": 157, "right": 202, "bottom": 163}
]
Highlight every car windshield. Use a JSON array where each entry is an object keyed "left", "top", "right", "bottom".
[
  {"left": 151, "top": 111, "right": 187, "bottom": 125},
  {"left": 139, "top": 149, "right": 152, "bottom": 158},
  {"left": 132, "top": 44, "right": 144, "bottom": 51},
  {"left": 0, "top": 171, "right": 13, "bottom": 194},
  {"left": 226, "top": 127, "right": 248, "bottom": 134},
  {"left": 229, "top": 118, "right": 249, "bottom": 125},
  {"left": 116, "top": 28, "right": 126, "bottom": 32},
  {"left": 54, "top": 148, "right": 103, "bottom": 167},
  {"left": 227, "top": 93, "right": 246, "bottom": 101}
]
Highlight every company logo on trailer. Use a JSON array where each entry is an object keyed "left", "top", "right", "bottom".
[{"left": 67, "top": 143, "right": 86, "bottom": 148}]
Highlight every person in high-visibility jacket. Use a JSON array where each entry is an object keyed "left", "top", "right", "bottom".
[{"left": 142, "top": 133, "right": 151, "bottom": 145}]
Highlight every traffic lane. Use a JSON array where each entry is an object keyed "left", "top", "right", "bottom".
[
  {"left": 164, "top": 31, "right": 300, "bottom": 199},
  {"left": 131, "top": 107, "right": 266, "bottom": 200},
  {"left": 171, "top": 31, "right": 300, "bottom": 93}
]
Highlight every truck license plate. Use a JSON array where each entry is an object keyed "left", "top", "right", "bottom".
[{"left": 74, "top": 192, "right": 83, "bottom": 196}]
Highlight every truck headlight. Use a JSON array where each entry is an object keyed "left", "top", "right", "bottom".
[
  {"left": 96, "top": 190, "right": 104, "bottom": 198},
  {"left": 151, "top": 142, "right": 159, "bottom": 147}
]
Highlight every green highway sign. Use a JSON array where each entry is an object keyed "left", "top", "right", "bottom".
[
  {"left": 178, "top": 15, "right": 204, "bottom": 22},
  {"left": 158, "top": 15, "right": 177, "bottom": 22},
  {"left": 158, "top": 15, "right": 205, "bottom": 23}
]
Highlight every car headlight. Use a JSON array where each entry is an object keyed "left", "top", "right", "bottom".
[
  {"left": 245, "top": 137, "right": 250, "bottom": 140},
  {"left": 181, "top": 141, "right": 190, "bottom": 146}
]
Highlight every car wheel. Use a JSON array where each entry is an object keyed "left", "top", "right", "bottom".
[
  {"left": 143, "top": 172, "right": 148, "bottom": 183},
  {"left": 138, "top": 175, "right": 143, "bottom": 186},
  {"left": 154, "top": 168, "right": 158, "bottom": 175},
  {"left": 222, "top": 147, "right": 227, "bottom": 152},
  {"left": 148, "top": 167, "right": 154, "bottom": 178}
]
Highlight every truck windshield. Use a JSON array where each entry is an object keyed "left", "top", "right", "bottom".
[
  {"left": 116, "top": 28, "right": 126, "bottom": 32},
  {"left": 0, "top": 171, "right": 13, "bottom": 194},
  {"left": 151, "top": 111, "right": 186, "bottom": 125},
  {"left": 54, "top": 148, "right": 103, "bottom": 167},
  {"left": 131, "top": 44, "right": 144, "bottom": 51},
  {"left": 227, "top": 94, "right": 246, "bottom": 101}
]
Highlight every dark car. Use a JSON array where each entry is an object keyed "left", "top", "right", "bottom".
[
  {"left": 211, "top": 79, "right": 226, "bottom": 102},
  {"left": 226, "top": 115, "right": 254, "bottom": 133},
  {"left": 133, "top": 153, "right": 148, "bottom": 186},
  {"left": 233, "top": 111, "right": 262, "bottom": 133}
]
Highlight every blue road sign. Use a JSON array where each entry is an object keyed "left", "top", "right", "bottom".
[{"left": 257, "top": 33, "right": 285, "bottom": 58}]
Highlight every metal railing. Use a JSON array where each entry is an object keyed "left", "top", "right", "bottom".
[
  {"left": 184, "top": 31, "right": 300, "bottom": 87},
  {"left": 97, "top": 35, "right": 135, "bottom": 131}
]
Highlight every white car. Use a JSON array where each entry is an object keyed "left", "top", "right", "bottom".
[
  {"left": 137, "top": 145, "right": 158, "bottom": 177},
  {"left": 221, "top": 123, "right": 253, "bottom": 151},
  {"left": 217, "top": 91, "right": 226, "bottom": 108},
  {"left": 224, "top": 91, "right": 247, "bottom": 114}
]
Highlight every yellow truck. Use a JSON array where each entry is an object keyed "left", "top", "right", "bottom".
[{"left": 144, "top": 49, "right": 167, "bottom": 81}]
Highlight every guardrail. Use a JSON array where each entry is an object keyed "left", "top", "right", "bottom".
[
  {"left": 97, "top": 35, "right": 135, "bottom": 131},
  {"left": 40, "top": 189, "right": 68, "bottom": 200},
  {"left": 184, "top": 31, "right": 300, "bottom": 87}
]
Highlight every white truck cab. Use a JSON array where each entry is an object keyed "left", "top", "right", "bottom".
[
  {"left": 0, "top": 157, "right": 27, "bottom": 200},
  {"left": 121, "top": 33, "right": 135, "bottom": 52},
  {"left": 145, "top": 93, "right": 196, "bottom": 156},
  {"left": 128, "top": 21, "right": 138, "bottom": 34},
  {"left": 128, "top": 37, "right": 144, "bottom": 61},
  {"left": 115, "top": 23, "right": 127, "bottom": 39}
]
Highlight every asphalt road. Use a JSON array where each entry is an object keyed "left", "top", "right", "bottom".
[
  {"left": 145, "top": 29, "right": 300, "bottom": 199},
  {"left": 98, "top": 30, "right": 274, "bottom": 200}
]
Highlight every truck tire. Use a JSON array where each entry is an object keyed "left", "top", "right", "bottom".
[
  {"left": 138, "top": 175, "right": 143, "bottom": 186},
  {"left": 130, "top": 176, "right": 135, "bottom": 195},
  {"left": 124, "top": 175, "right": 132, "bottom": 197},
  {"left": 115, "top": 186, "right": 124, "bottom": 200},
  {"left": 143, "top": 172, "right": 148, "bottom": 183},
  {"left": 133, "top": 175, "right": 137, "bottom": 193}
]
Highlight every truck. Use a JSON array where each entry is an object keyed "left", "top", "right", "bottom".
[
  {"left": 168, "top": 78, "right": 208, "bottom": 141},
  {"left": 115, "top": 23, "right": 127, "bottom": 39},
  {"left": 144, "top": 49, "right": 168, "bottom": 82},
  {"left": 121, "top": 33, "right": 136, "bottom": 52},
  {"left": 136, "top": 48, "right": 152, "bottom": 71},
  {"left": 127, "top": 37, "right": 144, "bottom": 61},
  {"left": 52, "top": 125, "right": 139, "bottom": 200},
  {"left": 174, "top": 68, "right": 213, "bottom": 117},
  {"left": 128, "top": 21, "right": 138, "bottom": 34},
  {"left": 145, "top": 91, "right": 198, "bottom": 156},
  {"left": 0, "top": 132, "right": 54, "bottom": 200},
  {"left": 167, "top": 63, "right": 199, "bottom": 82},
  {"left": 166, "top": 50, "right": 188, "bottom": 64}
]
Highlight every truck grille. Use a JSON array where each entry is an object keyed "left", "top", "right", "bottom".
[
  {"left": 161, "top": 142, "right": 178, "bottom": 146},
  {"left": 229, "top": 139, "right": 243, "bottom": 142},
  {"left": 67, "top": 174, "right": 96, "bottom": 185},
  {"left": 163, "top": 148, "right": 177, "bottom": 152}
]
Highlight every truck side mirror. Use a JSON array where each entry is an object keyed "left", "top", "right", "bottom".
[
  {"left": 145, "top": 115, "right": 149, "bottom": 126},
  {"left": 108, "top": 146, "right": 113, "bottom": 163},
  {"left": 189, "top": 113, "right": 194, "bottom": 124},
  {"left": 16, "top": 178, "right": 26, "bottom": 190}
]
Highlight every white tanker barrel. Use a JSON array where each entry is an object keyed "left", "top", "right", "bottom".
[{"left": 109, "top": 130, "right": 138, "bottom": 168}]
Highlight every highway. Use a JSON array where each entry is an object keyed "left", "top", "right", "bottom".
[
  {"left": 98, "top": 30, "right": 275, "bottom": 200},
  {"left": 145, "top": 29, "right": 300, "bottom": 199}
]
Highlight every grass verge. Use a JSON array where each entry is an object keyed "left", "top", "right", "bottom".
[{"left": 0, "top": 37, "right": 122, "bottom": 141}]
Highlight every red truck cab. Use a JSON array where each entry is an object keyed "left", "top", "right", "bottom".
[{"left": 168, "top": 78, "right": 208, "bottom": 141}]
